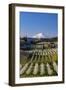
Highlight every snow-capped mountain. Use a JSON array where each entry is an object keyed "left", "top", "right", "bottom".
[{"left": 33, "top": 33, "right": 46, "bottom": 38}]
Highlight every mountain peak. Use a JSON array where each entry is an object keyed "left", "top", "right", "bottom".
[{"left": 33, "top": 33, "right": 45, "bottom": 38}]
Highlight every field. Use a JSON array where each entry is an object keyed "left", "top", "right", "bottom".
[{"left": 20, "top": 48, "right": 58, "bottom": 78}]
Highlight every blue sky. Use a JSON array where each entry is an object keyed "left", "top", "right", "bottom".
[{"left": 20, "top": 12, "right": 58, "bottom": 38}]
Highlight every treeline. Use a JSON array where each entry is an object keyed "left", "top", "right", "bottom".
[{"left": 20, "top": 37, "right": 58, "bottom": 44}]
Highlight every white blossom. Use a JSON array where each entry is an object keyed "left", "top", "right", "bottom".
[
  {"left": 33, "top": 63, "right": 38, "bottom": 75},
  {"left": 46, "top": 63, "right": 53, "bottom": 75},
  {"left": 26, "top": 63, "right": 33, "bottom": 75},
  {"left": 53, "top": 62, "right": 58, "bottom": 73},
  {"left": 20, "top": 63, "right": 29, "bottom": 75},
  {"left": 40, "top": 63, "right": 45, "bottom": 75}
]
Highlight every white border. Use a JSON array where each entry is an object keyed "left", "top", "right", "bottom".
[{"left": 15, "top": 6, "right": 63, "bottom": 84}]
